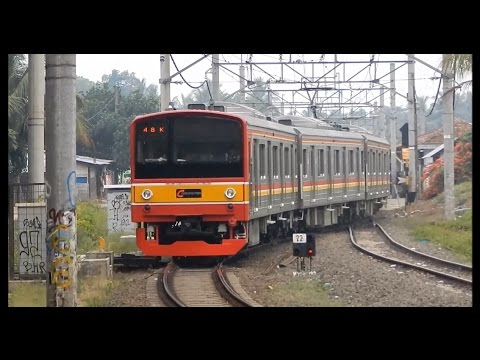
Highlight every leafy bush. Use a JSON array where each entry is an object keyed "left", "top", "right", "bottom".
[
  {"left": 76, "top": 201, "right": 108, "bottom": 254},
  {"left": 422, "top": 134, "right": 472, "bottom": 200}
]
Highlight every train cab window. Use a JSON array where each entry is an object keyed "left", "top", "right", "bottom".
[
  {"left": 134, "top": 116, "right": 243, "bottom": 179},
  {"left": 284, "top": 147, "right": 290, "bottom": 178},
  {"left": 318, "top": 149, "right": 325, "bottom": 176}
]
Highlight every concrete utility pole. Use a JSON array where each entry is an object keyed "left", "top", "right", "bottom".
[
  {"left": 159, "top": 54, "right": 171, "bottom": 111},
  {"left": 45, "top": 54, "right": 77, "bottom": 307},
  {"left": 27, "top": 54, "right": 45, "bottom": 189},
  {"left": 442, "top": 54, "right": 455, "bottom": 220},
  {"left": 379, "top": 88, "right": 385, "bottom": 139},
  {"left": 389, "top": 63, "right": 397, "bottom": 194},
  {"left": 239, "top": 63, "right": 246, "bottom": 103},
  {"left": 212, "top": 54, "right": 220, "bottom": 102},
  {"left": 417, "top": 105, "right": 426, "bottom": 136},
  {"left": 407, "top": 55, "right": 417, "bottom": 202}
]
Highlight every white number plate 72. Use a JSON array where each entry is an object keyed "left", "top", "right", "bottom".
[{"left": 292, "top": 233, "right": 307, "bottom": 243}]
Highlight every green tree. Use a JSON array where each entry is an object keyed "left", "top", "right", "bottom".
[
  {"left": 8, "top": 54, "right": 28, "bottom": 180},
  {"left": 8, "top": 55, "right": 94, "bottom": 180},
  {"left": 102, "top": 69, "right": 153, "bottom": 97},
  {"left": 177, "top": 80, "right": 229, "bottom": 108},
  {"left": 441, "top": 54, "right": 472, "bottom": 81},
  {"left": 77, "top": 78, "right": 159, "bottom": 171}
]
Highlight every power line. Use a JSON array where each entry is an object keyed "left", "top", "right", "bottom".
[
  {"left": 425, "top": 76, "right": 443, "bottom": 117},
  {"left": 170, "top": 55, "right": 206, "bottom": 89},
  {"left": 86, "top": 95, "right": 116, "bottom": 121}
]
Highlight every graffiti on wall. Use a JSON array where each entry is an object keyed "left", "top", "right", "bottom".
[
  {"left": 107, "top": 191, "right": 134, "bottom": 233},
  {"left": 18, "top": 208, "right": 46, "bottom": 275}
]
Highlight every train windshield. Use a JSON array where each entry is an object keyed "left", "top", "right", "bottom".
[{"left": 134, "top": 115, "right": 243, "bottom": 179}]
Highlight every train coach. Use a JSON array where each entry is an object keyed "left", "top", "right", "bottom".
[{"left": 129, "top": 103, "right": 390, "bottom": 259}]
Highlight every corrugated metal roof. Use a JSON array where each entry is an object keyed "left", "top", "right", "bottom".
[
  {"left": 421, "top": 144, "right": 444, "bottom": 159},
  {"left": 76, "top": 155, "right": 114, "bottom": 165}
]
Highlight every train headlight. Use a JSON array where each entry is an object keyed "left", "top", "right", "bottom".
[
  {"left": 141, "top": 189, "right": 153, "bottom": 200},
  {"left": 224, "top": 188, "right": 236, "bottom": 199}
]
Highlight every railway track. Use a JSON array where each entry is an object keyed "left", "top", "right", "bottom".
[
  {"left": 157, "top": 262, "right": 260, "bottom": 307},
  {"left": 348, "top": 224, "right": 472, "bottom": 286}
]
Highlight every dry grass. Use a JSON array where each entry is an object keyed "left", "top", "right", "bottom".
[
  {"left": 400, "top": 181, "right": 472, "bottom": 262},
  {"left": 9, "top": 282, "right": 46, "bottom": 307},
  {"left": 263, "top": 277, "right": 343, "bottom": 307}
]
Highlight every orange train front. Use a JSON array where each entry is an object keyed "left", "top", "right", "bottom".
[
  {"left": 130, "top": 106, "right": 391, "bottom": 258},
  {"left": 130, "top": 109, "right": 249, "bottom": 257}
]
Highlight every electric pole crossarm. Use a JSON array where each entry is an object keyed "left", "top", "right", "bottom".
[
  {"left": 406, "top": 54, "right": 450, "bottom": 78},
  {"left": 218, "top": 64, "right": 250, "bottom": 83},
  {"left": 217, "top": 60, "right": 412, "bottom": 66}
]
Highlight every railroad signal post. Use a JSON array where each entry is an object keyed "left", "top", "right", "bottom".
[{"left": 292, "top": 233, "right": 316, "bottom": 272}]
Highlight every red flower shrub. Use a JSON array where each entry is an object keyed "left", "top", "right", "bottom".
[{"left": 421, "top": 137, "right": 472, "bottom": 200}]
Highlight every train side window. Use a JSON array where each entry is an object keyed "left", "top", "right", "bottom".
[
  {"left": 384, "top": 153, "right": 388, "bottom": 174},
  {"left": 259, "top": 143, "right": 266, "bottom": 179},
  {"left": 302, "top": 148, "right": 307, "bottom": 177},
  {"left": 349, "top": 149, "right": 354, "bottom": 174},
  {"left": 334, "top": 150, "right": 340, "bottom": 175},
  {"left": 361, "top": 150, "right": 364, "bottom": 174},
  {"left": 284, "top": 147, "right": 290, "bottom": 178},
  {"left": 378, "top": 151, "right": 382, "bottom": 175},
  {"left": 273, "top": 145, "right": 279, "bottom": 178},
  {"left": 294, "top": 148, "right": 297, "bottom": 179},
  {"left": 342, "top": 147, "right": 346, "bottom": 176},
  {"left": 279, "top": 143, "right": 284, "bottom": 182},
  {"left": 310, "top": 146, "right": 315, "bottom": 178},
  {"left": 318, "top": 149, "right": 325, "bottom": 176},
  {"left": 372, "top": 151, "right": 376, "bottom": 175}
]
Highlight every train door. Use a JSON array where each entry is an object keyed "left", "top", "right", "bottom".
[
  {"left": 310, "top": 146, "right": 315, "bottom": 201},
  {"left": 267, "top": 141, "right": 273, "bottom": 208},
  {"left": 252, "top": 139, "right": 259, "bottom": 212},
  {"left": 357, "top": 148, "right": 362, "bottom": 194},
  {"left": 291, "top": 144, "right": 295, "bottom": 201},
  {"left": 333, "top": 147, "right": 340, "bottom": 198},
  {"left": 327, "top": 146, "right": 333, "bottom": 199},
  {"left": 280, "top": 143, "right": 284, "bottom": 204},
  {"left": 302, "top": 147, "right": 308, "bottom": 201},
  {"left": 342, "top": 147, "right": 347, "bottom": 197},
  {"left": 259, "top": 142, "right": 267, "bottom": 209}
]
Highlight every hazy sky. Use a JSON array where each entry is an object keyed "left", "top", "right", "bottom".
[{"left": 76, "top": 54, "right": 446, "bottom": 109}]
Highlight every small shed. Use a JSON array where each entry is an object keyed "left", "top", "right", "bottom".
[{"left": 76, "top": 156, "right": 114, "bottom": 200}]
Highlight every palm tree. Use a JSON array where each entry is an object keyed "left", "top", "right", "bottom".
[
  {"left": 8, "top": 54, "right": 28, "bottom": 179},
  {"left": 75, "top": 95, "right": 94, "bottom": 149},
  {"left": 441, "top": 54, "right": 472, "bottom": 88},
  {"left": 8, "top": 54, "right": 94, "bottom": 178},
  {"left": 8, "top": 54, "right": 28, "bottom": 123}
]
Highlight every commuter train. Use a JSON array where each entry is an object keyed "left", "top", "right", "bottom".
[{"left": 129, "top": 103, "right": 390, "bottom": 259}]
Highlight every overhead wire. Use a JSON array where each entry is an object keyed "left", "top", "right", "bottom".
[{"left": 170, "top": 55, "right": 206, "bottom": 89}]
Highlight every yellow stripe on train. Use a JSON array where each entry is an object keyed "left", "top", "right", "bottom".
[{"left": 132, "top": 184, "right": 246, "bottom": 203}]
